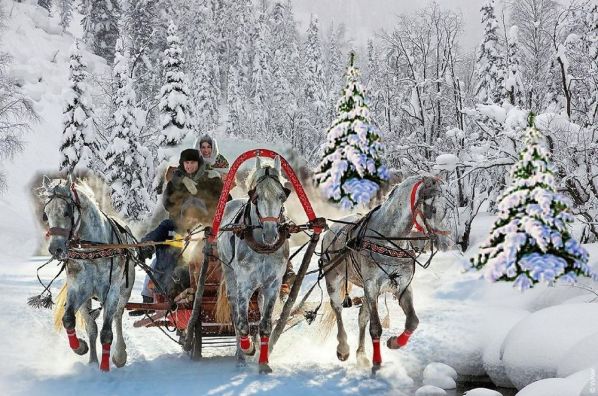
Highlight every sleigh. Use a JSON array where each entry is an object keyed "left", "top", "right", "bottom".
[{"left": 125, "top": 149, "right": 326, "bottom": 359}]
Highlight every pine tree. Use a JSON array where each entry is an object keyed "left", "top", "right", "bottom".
[
  {"left": 57, "top": 0, "right": 73, "bottom": 32},
  {"left": 472, "top": 114, "right": 592, "bottom": 290},
  {"left": 104, "top": 39, "right": 152, "bottom": 220},
  {"left": 59, "top": 42, "right": 98, "bottom": 176},
  {"left": 314, "top": 53, "right": 389, "bottom": 210},
  {"left": 474, "top": 0, "right": 505, "bottom": 104},
  {"left": 158, "top": 21, "right": 194, "bottom": 146},
  {"left": 80, "top": 0, "right": 120, "bottom": 64},
  {"left": 504, "top": 26, "right": 525, "bottom": 106}
]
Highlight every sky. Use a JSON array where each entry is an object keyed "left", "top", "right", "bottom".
[{"left": 291, "top": 0, "right": 488, "bottom": 52}]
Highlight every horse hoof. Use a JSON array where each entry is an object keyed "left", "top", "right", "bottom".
[
  {"left": 112, "top": 355, "right": 127, "bottom": 368},
  {"left": 371, "top": 364, "right": 381, "bottom": 377},
  {"left": 356, "top": 353, "right": 370, "bottom": 368},
  {"left": 73, "top": 339, "right": 88, "bottom": 356},
  {"left": 386, "top": 336, "right": 400, "bottom": 350},
  {"left": 242, "top": 343, "right": 256, "bottom": 356},
  {"left": 336, "top": 350, "right": 349, "bottom": 361},
  {"left": 259, "top": 364, "right": 272, "bottom": 374},
  {"left": 236, "top": 361, "right": 247, "bottom": 369}
]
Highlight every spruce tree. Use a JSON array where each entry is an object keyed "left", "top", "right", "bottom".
[
  {"left": 80, "top": 0, "right": 120, "bottom": 64},
  {"left": 59, "top": 42, "right": 98, "bottom": 176},
  {"left": 505, "top": 26, "right": 524, "bottom": 107},
  {"left": 472, "top": 115, "right": 592, "bottom": 290},
  {"left": 474, "top": 0, "right": 505, "bottom": 104},
  {"left": 158, "top": 21, "right": 194, "bottom": 146},
  {"left": 57, "top": 0, "right": 73, "bottom": 32},
  {"left": 104, "top": 39, "right": 151, "bottom": 220},
  {"left": 314, "top": 53, "right": 389, "bottom": 210}
]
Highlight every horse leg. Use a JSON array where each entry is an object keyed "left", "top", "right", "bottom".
[
  {"left": 99, "top": 290, "right": 119, "bottom": 372},
  {"left": 356, "top": 303, "right": 370, "bottom": 367},
  {"left": 235, "top": 282, "right": 254, "bottom": 357},
  {"left": 326, "top": 275, "right": 350, "bottom": 361},
  {"left": 80, "top": 300, "right": 98, "bottom": 364},
  {"left": 62, "top": 287, "right": 90, "bottom": 356},
  {"left": 257, "top": 284, "right": 278, "bottom": 374},
  {"left": 111, "top": 299, "right": 128, "bottom": 368},
  {"left": 224, "top": 272, "right": 246, "bottom": 367},
  {"left": 364, "top": 281, "right": 383, "bottom": 375},
  {"left": 388, "top": 285, "right": 419, "bottom": 349}
]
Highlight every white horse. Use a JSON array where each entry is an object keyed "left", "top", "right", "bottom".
[
  {"left": 321, "top": 175, "right": 450, "bottom": 374},
  {"left": 41, "top": 179, "right": 136, "bottom": 371},
  {"left": 217, "top": 156, "right": 291, "bottom": 374}
]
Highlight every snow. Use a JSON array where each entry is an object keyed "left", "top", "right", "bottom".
[
  {"left": 1, "top": 2, "right": 598, "bottom": 395},
  {"left": 501, "top": 303, "right": 598, "bottom": 389}
]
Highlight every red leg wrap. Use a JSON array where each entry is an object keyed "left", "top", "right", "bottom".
[
  {"left": 372, "top": 338, "right": 382, "bottom": 366},
  {"left": 100, "top": 343, "right": 111, "bottom": 372},
  {"left": 258, "top": 337, "right": 269, "bottom": 365},
  {"left": 66, "top": 328, "right": 80, "bottom": 350},
  {"left": 397, "top": 330, "right": 413, "bottom": 347},
  {"left": 240, "top": 335, "right": 251, "bottom": 352}
]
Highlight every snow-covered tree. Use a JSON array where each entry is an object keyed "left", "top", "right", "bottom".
[
  {"left": 104, "top": 39, "right": 152, "bottom": 220},
  {"left": 472, "top": 115, "right": 591, "bottom": 290},
  {"left": 59, "top": 42, "right": 98, "bottom": 176},
  {"left": 38, "top": 0, "right": 52, "bottom": 14},
  {"left": 80, "top": 0, "right": 120, "bottom": 64},
  {"left": 504, "top": 26, "right": 524, "bottom": 106},
  {"left": 314, "top": 53, "right": 389, "bottom": 209},
  {"left": 157, "top": 21, "right": 194, "bottom": 146},
  {"left": 474, "top": 0, "right": 505, "bottom": 104},
  {"left": 0, "top": 7, "right": 37, "bottom": 192},
  {"left": 57, "top": 0, "right": 73, "bottom": 31},
  {"left": 124, "top": 0, "right": 162, "bottom": 107}
]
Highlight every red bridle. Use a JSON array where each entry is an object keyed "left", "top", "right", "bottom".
[{"left": 409, "top": 179, "right": 450, "bottom": 236}]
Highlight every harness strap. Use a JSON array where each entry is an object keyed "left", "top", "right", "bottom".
[{"left": 410, "top": 180, "right": 425, "bottom": 233}]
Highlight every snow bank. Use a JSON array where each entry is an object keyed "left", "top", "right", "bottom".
[
  {"left": 481, "top": 307, "right": 528, "bottom": 388},
  {"left": 502, "top": 303, "right": 598, "bottom": 389},
  {"left": 517, "top": 366, "right": 597, "bottom": 396},
  {"left": 415, "top": 385, "right": 447, "bottom": 395}
]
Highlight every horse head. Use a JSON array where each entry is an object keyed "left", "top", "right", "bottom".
[
  {"left": 40, "top": 178, "right": 80, "bottom": 259},
  {"left": 178, "top": 196, "right": 208, "bottom": 232},
  {"left": 413, "top": 176, "right": 452, "bottom": 251},
  {"left": 247, "top": 156, "right": 291, "bottom": 246}
]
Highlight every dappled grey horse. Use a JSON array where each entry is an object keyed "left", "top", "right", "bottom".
[
  {"left": 321, "top": 175, "right": 450, "bottom": 374},
  {"left": 41, "top": 179, "right": 136, "bottom": 371},
  {"left": 217, "top": 156, "right": 291, "bottom": 373}
]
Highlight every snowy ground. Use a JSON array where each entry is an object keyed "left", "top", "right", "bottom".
[
  {"left": 2, "top": 2, "right": 598, "bottom": 395},
  {"left": 2, "top": 236, "right": 597, "bottom": 396}
]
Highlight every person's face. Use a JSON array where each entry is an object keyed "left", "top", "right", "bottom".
[
  {"left": 183, "top": 160, "right": 199, "bottom": 174},
  {"left": 200, "top": 142, "right": 212, "bottom": 159}
]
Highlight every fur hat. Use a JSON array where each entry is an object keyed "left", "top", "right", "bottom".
[{"left": 179, "top": 148, "right": 201, "bottom": 165}]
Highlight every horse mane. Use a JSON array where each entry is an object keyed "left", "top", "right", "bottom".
[{"left": 39, "top": 178, "right": 99, "bottom": 209}]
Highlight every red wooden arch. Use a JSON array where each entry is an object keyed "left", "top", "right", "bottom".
[{"left": 209, "top": 149, "right": 322, "bottom": 242}]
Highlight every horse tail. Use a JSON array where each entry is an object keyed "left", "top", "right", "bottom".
[
  {"left": 215, "top": 279, "right": 232, "bottom": 327},
  {"left": 53, "top": 283, "right": 85, "bottom": 332},
  {"left": 318, "top": 283, "right": 352, "bottom": 340}
]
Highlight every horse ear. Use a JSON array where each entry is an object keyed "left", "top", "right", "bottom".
[
  {"left": 255, "top": 157, "right": 262, "bottom": 169},
  {"left": 274, "top": 155, "right": 281, "bottom": 174}
]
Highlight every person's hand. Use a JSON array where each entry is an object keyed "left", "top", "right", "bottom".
[{"left": 139, "top": 245, "right": 155, "bottom": 261}]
